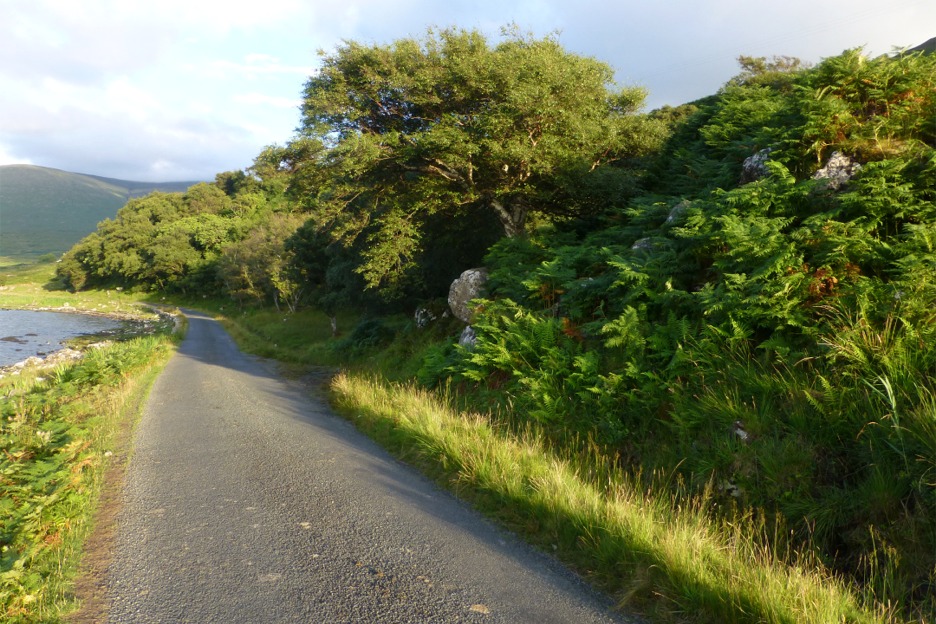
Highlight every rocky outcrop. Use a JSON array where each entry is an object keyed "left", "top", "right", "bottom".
[
  {"left": 740, "top": 148, "right": 773, "bottom": 184},
  {"left": 448, "top": 268, "right": 488, "bottom": 323},
  {"left": 812, "top": 151, "right": 862, "bottom": 191}
]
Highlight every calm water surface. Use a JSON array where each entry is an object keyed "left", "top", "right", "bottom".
[{"left": 0, "top": 309, "right": 123, "bottom": 367}]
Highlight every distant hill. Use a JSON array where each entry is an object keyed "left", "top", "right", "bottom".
[
  {"left": 0, "top": 165, "right": 201, "bottom": 262},
  {"left": 909, "top": 36, "right": 936, "bottom": 54}
]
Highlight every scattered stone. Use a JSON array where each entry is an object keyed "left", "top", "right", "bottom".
[
  {"left": 458, "top": 325, "right": 478, "bottom": 350},
  {"left": 414, "top": 300, "right": 450, "bottom": 329},
  {"left": 740, "top": 147, "right": 773, "bottom": 184},
  {"left": 0, "top": 346, "right": 94, "bottom": 378},
  {"left": 631, "top": 238, "right": 654, "bottom": 252},
  {"left": 448, "top": 268, "right": 488, "bottom": 323},
  {"left": 665, "top": 200, "right": 691, "bottom": 225},
  {"left": 719, "top": 480, "right": 743, "bottom": 498},
  {"left": 414, "top": 307, "right": 437, "bottom": 329},
  {"left": 812, "top": 151, "right": 862, "bottom": 191}
]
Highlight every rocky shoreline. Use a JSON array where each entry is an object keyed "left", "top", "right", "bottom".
[
  {"left": 0, "top": 304, "right": 180, "bottom": 379},
  {"left": 0, "top": 343, "right": 110, "bottom": 378}
]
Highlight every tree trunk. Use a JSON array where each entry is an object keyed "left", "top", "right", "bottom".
[{"left": 490, "top": 199, "right": 527, "bottom": 238}]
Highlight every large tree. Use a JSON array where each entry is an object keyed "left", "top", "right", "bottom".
[{"left": 298, "top": 27, "right": 664, "bottom": 289}]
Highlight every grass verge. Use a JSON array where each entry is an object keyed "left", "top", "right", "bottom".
[
  {"left": 213, "top": 307, "right": 349, "bottom": 366},
  {"left": 0, "top": 334, "right": 177, "bottom": 623},
  {"left": 329, "top": 371, "right": 896, "bottom": 624}
]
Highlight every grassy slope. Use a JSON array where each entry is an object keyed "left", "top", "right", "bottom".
[
  {"left": 0, "top": 263, "right": 180, "bottom": 623},
  {"left": 0, "top": 165, "right": 198, "bottom": 263},
  {"left": 331, "top": 372, "right": 885, "bottom": 624},
  {"left": 0, "top": 262, "right": 146, "bottom": 314}
]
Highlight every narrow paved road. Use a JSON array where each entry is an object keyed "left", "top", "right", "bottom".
[{"left": 107, "top": 310, "right": 633, "bottom": 623}]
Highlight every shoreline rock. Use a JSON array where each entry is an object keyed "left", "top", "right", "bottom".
[{"left": 0, "top": 344, "right": 109, "bottom": 378}]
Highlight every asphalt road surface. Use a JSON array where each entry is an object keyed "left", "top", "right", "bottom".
[{"left": 106, "top": 310, "right": 635, "bottom": 623}]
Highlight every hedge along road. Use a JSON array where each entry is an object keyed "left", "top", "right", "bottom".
[{"left": 105, "top": 310, "right": 635, "bottom": 623}]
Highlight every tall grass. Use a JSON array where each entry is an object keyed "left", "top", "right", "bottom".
[
  {"left": 209, "top": 303, "right": 923, "bottom": 621},
  {"left": 330, "top": 371, "right": 893, "bottom": 623}
]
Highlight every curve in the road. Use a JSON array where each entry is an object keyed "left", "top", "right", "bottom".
[{"left": 106, "top": 309, "right": 636, "bottom": 623}]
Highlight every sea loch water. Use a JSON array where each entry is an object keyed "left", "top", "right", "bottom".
[{"left": 0, "top": 309, "right": 122, "bottom": 367}]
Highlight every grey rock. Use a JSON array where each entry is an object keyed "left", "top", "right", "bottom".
[
  {"left": 665, "top": 200, "right": 691, "bottom": 225},
  {"left": 414, "top": 307, "right": 437, "bottom": 329},
  {"left": 448, "top": 268, "right": 488, "bottom": 323},
  {"left": 732, "top": 420, "right": 750, "bottom": 443},
  {"left": 458, "top": 325, "right": 478, "bottom": 349},
  {"left": 631, "top": 238, "right": 654, "bottom": 252},
  {"left": 740, "top": 148, "right": 773, "bottom": 184},
  {"left": 812, "top": 151, "right": 862, "bottom": 191}
]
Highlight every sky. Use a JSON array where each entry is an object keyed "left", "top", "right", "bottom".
[{"left": 1, "top": 0, "right": 933, "bottom": 182}]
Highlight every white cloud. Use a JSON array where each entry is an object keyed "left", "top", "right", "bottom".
[
  {"left": 206, "top": 56, "right": 315, "bottom": 79},
  {"left": 234, "top": 93, "right": 302, "bottom": 109}
]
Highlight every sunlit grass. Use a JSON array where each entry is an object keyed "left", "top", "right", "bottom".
[
  {"left": 0, "top": 267, "right": 181, "bottom": 622},
  {"left": 330, "top": 371, "right": 895, "bottom": 624},
  {"left": 214, "top": 307, "right": 357, "bottom": 367},
  {"left": 0, "top": 335, "right": 177, "bottom": 622},
  {"left": 208, "top": 306, "right": 911, "bottom": 621}
]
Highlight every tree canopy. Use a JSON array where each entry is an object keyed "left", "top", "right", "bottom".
[{"left": 297, "top": 27, "right": 665, "bottom": 289}]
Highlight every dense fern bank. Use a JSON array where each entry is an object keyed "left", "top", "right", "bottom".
[
  {"left": 423, "top": 47, "right": 936, "bottom": 617},
  {"left": 51, "top": 32, "right": 936, "bottom": 621}
]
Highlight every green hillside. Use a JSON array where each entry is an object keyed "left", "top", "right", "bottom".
[{"left": 0, "top": 165, "right": 199, "bottom": 263}]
